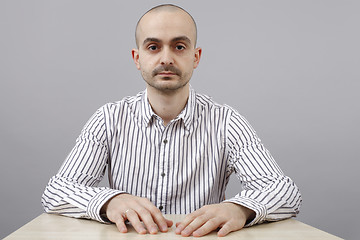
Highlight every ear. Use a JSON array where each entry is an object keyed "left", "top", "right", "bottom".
[
  {"left": 193, "top": 47, "right": 202, "bottom": 69},
  {"left": 132, "top": 48, "right": 141, "bottom": 70}
]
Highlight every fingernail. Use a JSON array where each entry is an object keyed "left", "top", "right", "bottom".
[
  {"left": 150, "top": 227, "right": 158, "bottom": 234},
  {"left": 193, "top": 230, "right": 201, "bottom": 237},
  {"left": 181, "top": 229, "right": 190, "bottom": 236},
  {"left": 175, "top": 228, "right": 180, "bottom": 234}
]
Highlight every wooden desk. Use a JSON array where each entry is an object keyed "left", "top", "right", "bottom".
[{"left": 4, "top": 214, "right": 343, "bottom": 240}]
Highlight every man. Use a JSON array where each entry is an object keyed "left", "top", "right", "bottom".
[{"left": 42, "top": 4, "right": 301, "bottom": 237}]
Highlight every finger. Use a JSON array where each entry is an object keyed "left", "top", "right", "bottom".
[
  {"left": 125, "top": 209, "right": 147, "bottom": 234},
  {"left": 179, "top": 214, "right": 209, "bottom": 237},
  {"left": 192, "top": 218, "right": 222, "bottom": 237},
  {"left": 140, "top": 199, "right": 173, "bottom": 232},
  {"left": 153, "top": 217, "right": 173, "bottom": 232},
  {"left": 166, "top": 219, "right": 174, "bottom": 227},
  {"left": 174, "top": 210, "right": 202, "bottom": 234},
  {"left": 147, "top": 207, "right": 172, "bottom": 232},
  {"left": 114, "top": 216, "right": 128, "bottom": 233},
  {"left": 135, "top": 209, "right": 159, "bottom": 234},
  {"left": 217, "top": 221, "right": 235, "bottom": 237}
]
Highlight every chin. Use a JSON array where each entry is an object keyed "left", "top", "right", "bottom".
[{"left": 150, "top": 81, "right": 189, "bottom": 92}]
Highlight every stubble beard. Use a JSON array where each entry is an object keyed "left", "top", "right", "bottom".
[
  {"left": 144, "top": 76, "right": 190, "bottom": 93},
  {"left": 142, "top": 66, "right": 191, "bottom": 93}
]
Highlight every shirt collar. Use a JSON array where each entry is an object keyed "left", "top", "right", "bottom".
[
  {"left": 177, "top": 86, "right": 195, "bottom": 130},
  {"left": 141, "top": 86, "right": 196, "bottom": 130},
  {"left": 141, "top": 89, "right": 155, "bottom": 126}
]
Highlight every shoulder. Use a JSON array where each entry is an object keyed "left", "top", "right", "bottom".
[
  {"left": 91, "top": 91, "right": 145, "bottom": 124},
  {"left": 194, "top": 91, "right": 238, "bottom": 116},
  {"left": 194, "top": 90, "right": 255, "bottom": 131},
  {"left": 100, "top": 91, "right": 144, "bottom": 113}
]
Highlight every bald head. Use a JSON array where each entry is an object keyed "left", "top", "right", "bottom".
[{"left": 135, "top": 4, "right": 197, "bottom": 48}]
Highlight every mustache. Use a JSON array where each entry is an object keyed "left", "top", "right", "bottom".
[{"left": 152, "top": 65, "right": 182, "bottom": 77}]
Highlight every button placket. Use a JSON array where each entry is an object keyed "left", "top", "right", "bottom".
[{"left": 157, "top": 127, "right": 171, "bottom": 212}]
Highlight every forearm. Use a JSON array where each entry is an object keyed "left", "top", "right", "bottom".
[
  {"left": 237, "top": 204, "right": 256, "bottom": 224},
  {"left": 41, "top": 174, "right": 125, "bottom": 222},
  {"left": 226, "top": 111, "right": 302, "bottom": 225},
  {"left": 224, "top": 175, "right": 302, "bottom": 226},
  {"left": 41, "top": 105, "right": 123, "bottom": 221}
]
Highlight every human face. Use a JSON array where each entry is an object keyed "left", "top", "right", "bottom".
[{"left": 132, "top": 10, "right": 201, "bottom": 93}]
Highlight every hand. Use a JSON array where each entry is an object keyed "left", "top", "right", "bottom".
[
  {"left": 175, "top": 202, "right": 255, "bottom": 237},
  {"left": 101, "top": 194, "right": 173, "bottom": 234}
]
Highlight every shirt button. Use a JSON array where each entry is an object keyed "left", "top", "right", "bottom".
[
  {"left": 161, "top": 172, "right": 166, "bottom": 177},
  {"left": 163, "top": 139, "right": 168, "bottom": 144},
  {"left": 159, "top": 206, "right": 163, "bottom": 211}
]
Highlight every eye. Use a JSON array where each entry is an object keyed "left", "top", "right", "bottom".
[
  {"left": 175, "top": 45, "right": 186, "bottom": 50},
  {"left": 148, "top": 45, "right": 158, "bottom": 51}
]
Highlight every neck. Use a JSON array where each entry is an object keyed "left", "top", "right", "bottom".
[{"left": 147, "top": 84, "right": 190, "bottom": 126}]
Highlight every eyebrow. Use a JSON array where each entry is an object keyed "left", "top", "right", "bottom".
[
  {"left": 142, "top": 36, "right": 192, "bottom": 46},
  {"left": 142, "top": 38, "right": 161, "bottom": 46},
  {"left": 172, "top": 36, "right": 191, "bottom": 45}
]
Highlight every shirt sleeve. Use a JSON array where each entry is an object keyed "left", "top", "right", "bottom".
[
  {"left": 41, "top": 105, "right": 125, "bottom": 223},
  {"left": 223, "top": 108, "right": 302, "bottom": 227}
]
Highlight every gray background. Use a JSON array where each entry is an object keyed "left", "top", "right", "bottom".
[{"left": 1, "top": 0, "right": 359, "bottom": 239}]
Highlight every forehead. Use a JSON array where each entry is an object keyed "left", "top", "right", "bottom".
[{"left": 137, "top": 10, "right": 196, "bottom": 46}]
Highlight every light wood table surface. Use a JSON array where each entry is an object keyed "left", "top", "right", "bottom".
[{"left": 4, "top": 213, "right": 343, "bottom": 240}]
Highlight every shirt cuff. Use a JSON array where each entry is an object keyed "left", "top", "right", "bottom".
[
  {"left": 87, "top": 189, "right": 126, "bottom": 223},
  {"left": 223, "top": 195, "right": 267, "bottom": 227}
]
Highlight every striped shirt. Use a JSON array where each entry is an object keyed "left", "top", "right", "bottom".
[{"left": 41, "top": 87, "right": 301, "bottom": 226}]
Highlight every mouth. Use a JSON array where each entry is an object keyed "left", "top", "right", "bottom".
[
  {"left": 152, "top": 66, "right": 181, "bottom": 77},
  {"left": 158, "top": 71, "right": 176, "bottom": 76}
]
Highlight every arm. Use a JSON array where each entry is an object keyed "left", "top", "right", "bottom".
[
  {"left": 41, "top": 106, "right": 124, "bottom": 222},
  {"left": 41, "top": 105, "right": 172, "bottom": 233},
  {"left": 175, "top": 109, "right": 301, "bottom": 237},
  {"left": 224, "top": 110, "right": 302, "bottom": 226}
]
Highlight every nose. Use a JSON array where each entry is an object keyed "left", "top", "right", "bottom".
[{"left": 160, "top": 47, "right": 174, "bottom": 65}]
